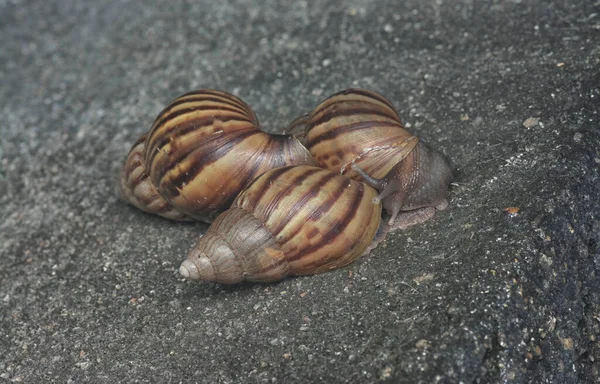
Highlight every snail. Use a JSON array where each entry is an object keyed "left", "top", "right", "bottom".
[
  {"left": 118, "top": 89, "right": 315, "bottom": 223},
  {"left": 179, "top": 165, "right": 382, "bottom": 283},
  {"left": 288, "top": 88, "right": 452, "bottom": 229}
]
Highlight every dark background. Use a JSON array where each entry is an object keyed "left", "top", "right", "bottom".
[{"left": 1, "top": 1, "right": 598, "bottom": 382}]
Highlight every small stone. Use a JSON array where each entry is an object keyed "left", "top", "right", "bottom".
[
  {"left": 504, "top": 207, "right": 520, "bottom": 216},
  {"left": 381, "top": 366, "right": 393, "bottom": 378},
  {"left": 413, "top": 273, "right": 435, "bottom": 284},
  {"left": 523, "top": 117, "right": 540, "bottom": 128},
  {"left": 559, "top": 337, "right": 573, "bottom": 350}
]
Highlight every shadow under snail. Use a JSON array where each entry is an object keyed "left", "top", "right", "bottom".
[{"left": 118, "top": 89, "right": 314, "bottom": 223}]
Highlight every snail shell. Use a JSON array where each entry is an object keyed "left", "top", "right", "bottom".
[
  {"left": 179, "top": 165, "right": 382, "bottom": 283},
  {"left": 119, "top": 89, "right": 315, "bottom": 223},
  {"left": 291, "top": 88, "right": 452, "bottom": 227}
]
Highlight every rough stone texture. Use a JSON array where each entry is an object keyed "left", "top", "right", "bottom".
[{"left": 1, "top": 1, "right": 598, "bottom": 383}]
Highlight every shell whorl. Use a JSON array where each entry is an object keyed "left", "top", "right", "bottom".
[
  {"left": 289, "top": 88, "right": 452, "bottom": 228},
  {"left": 302, "top": 88, "right": 419, "bottom": 181},
  {"left": 118, "top": 134, "right": 192, "bottom": 221},
  {"left": 180, "top": 165, "right": 382, "bottom": 283},
  {"left": 119, "top": 89, "right": 315, "bottom": 223}
]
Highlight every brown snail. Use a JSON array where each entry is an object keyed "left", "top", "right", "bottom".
[
  {"left": 119, "top": 89, "right": 315, "bottom": 223},
  {"left": 179, "top": 165, "right": 381, "bottom": 283},
  {"left": 288, "top": 88, "right": 452, "bottom": 229}
]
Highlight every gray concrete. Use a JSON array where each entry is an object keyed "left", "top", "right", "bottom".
[{"left": 1, "top": 1, "right": 598, "bottom": 382}]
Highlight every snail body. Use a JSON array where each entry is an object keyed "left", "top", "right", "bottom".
[
  {"left": 179, "top": 165, "right": 381, "bottom": 283},
  {"left": 119, "top": 89, "right": 314, "bottom": 223},
  {"left": 292, "top": 89, "right": 452, "bottom": 227}
]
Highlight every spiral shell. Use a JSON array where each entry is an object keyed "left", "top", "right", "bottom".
[
  {"left": 119, "top": 89, "right": 315, "bottom": 223},
  {"left": 301, "top": 88, "right": 419, "bottom": 181},
  {"left": 291, "top": 88, "right": 452, "bottom": 226},
  {"left": 179, "top": 165, "right": 382, "bottom": 283}
]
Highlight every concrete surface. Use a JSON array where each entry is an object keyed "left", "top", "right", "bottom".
[{"left": 1, "top": 0, "right": 598, "bottom": 382}]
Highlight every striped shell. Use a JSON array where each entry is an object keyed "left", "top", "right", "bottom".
[
  {"left": 300, "top": 88, "right": 418, "bottom": 181},
  {"left": 290, "top": 89, "right": 451, "bottom": 226},
  {"left": 118, "top": 89, "right": 315, "bottom": 223},
  {"left": 179, "top": 165, "right": 382, "bottom": 283}
]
